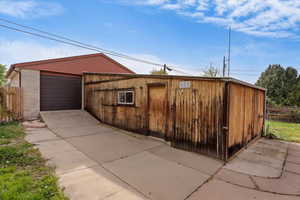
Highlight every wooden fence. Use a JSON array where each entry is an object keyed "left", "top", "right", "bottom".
[
  {"left": 267, "top": 106, "right": 300, "bottom": 123},
  {"left": 0, "top": 87, "right": 23, "bottom": 123}
]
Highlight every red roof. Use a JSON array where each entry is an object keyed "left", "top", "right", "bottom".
[{"left": 7, "top": 53, "right": 134, "bottom": 77}]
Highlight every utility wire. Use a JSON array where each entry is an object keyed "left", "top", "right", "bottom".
[
  {"left": 0, "top": 21, "right": 192, "bottom": 75},
  {"left": 0, "top": 18, "right": 166, "bottom": 67},
  {"left": 0, "top": 24, "right": 164, "bottom": 67},
  {"left": 4, "top": 18, "right": 296, "bottom": 75},
  {"left": 230, "top": 74, "right": 261, "bottom": 77},
  {"left": 0, "top": 18, "right": 129, "bottom": 58}
]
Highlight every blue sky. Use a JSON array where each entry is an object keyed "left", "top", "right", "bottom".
[{"left": 0, "top": 0, "right": 300, "bottom": 83}]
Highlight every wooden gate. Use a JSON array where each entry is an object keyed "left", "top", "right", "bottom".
[
  {"left": 148, "top": 84, "right": 167, "bottom": 138},
  {"left": 0, "top": 87, "right": 23, "bottom": 123},
  {"left": 172, "top": 88, "right": 226, "bottom": 160}
]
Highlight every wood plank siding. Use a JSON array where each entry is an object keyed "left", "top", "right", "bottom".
[
  {"left": 0, "top": 87, "right": 23, "bottom": 123},
  {"left": 84, "top": 73, "right": 265, "bottom": 160},
  {"left": 227, "top": 83, "right": 265, "bottom": 157}
]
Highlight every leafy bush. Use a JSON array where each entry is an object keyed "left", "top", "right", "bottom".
[{"left": 291, "top": 110, "right": 300, "bottom": 123}]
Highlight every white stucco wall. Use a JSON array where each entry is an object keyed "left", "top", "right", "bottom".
[
  {"left": 21, "top": 69, "right": 40, "bottom": 120},
  {"left": 7, "top": 70, "right": 20, "bottom": 87}
]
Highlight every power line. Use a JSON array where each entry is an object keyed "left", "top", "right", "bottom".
[
  {"left": 230, "top": 70, "right": 262, "bottom": 74},
  {"left": 0, "top": 20, "right": 192, "bottom": 75},
  {"left": 0, "top": 18, "right": 124, "bottom": 56},
  {"left": 0, "top": 24, "right": 166, "bottom": 66},
  {"left": 3, "top": 18, "right": 298, "bottom": 76},
  {"left": 231, "top": 66, "right": 300, "bottom": 71},
  {"left": 0, "top": 18, "right": 169, "bottom": 68},
  {"left": 230, "top": 73, "right": 261, "bottom": 77}
]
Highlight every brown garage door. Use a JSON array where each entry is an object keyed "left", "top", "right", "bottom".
[{"left": 40, "top": 73, "right": 82, "bottom": 111}]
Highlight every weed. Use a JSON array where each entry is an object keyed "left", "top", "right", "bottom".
[
  {"left": 0, "top": 122, "right": 24, "bottom": 144},
  {"left": 0, "top": 123, "right": 68, "bottom": 200}
]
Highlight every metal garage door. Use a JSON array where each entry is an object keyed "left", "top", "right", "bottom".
[{"left": 40, "top": 74, "right": 82, "bottom": 111}]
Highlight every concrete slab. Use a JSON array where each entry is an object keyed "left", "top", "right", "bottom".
[
  {"left": 51, "top": 125, "right": 115, "bottom": 138},
  {"left": 103, "top": 190, "right": 146, "bottom": 200},
  {"left": 257, "top": 138, "right": 289, "bottom": 150},
  {"left": 66, "top": 132, "right": 163, "bottom": 164},
  {"left": 224, "top": 138, "right": 288, "bottom": 178},
  {"left": 288, "top": 147, "right": 300, "bottom": 157},
  {"left": 289, "top": 143, "right": 300, "bottom": 151},
  {"left": 247, "top": 140, "right": 287, "bottom": 158},
  {"left": 22, "top": 120, "right": 46, "bottom": 128},
  {"left": 148, "top": 145, "right": 223, "bottom": 176},
  {"left": 236, "top": 151, "right": 285, "bottom": 170},
  {"left": 224, "top": 157, "right": 282, "bottom": 178},
  {"left": 103, "top": 152, "right": 209, "bottom": 200},
  {"left": 41, "top": 110, "right": 99, "bottom": 129},
  {"left": 25, "top": 128, "right": 59, "bottom": 143},
  {"left": 25, "top": 127, "right": 49, "bottom": 135},
  {"left": 187, "top": 180, "right": 299, "bottom": 200},
  {"left": 35, "top": 139, "right": 78, "bottom": 159},
  {"left": 38, "top": 110, "right": 300, "bottom": 199},
  {"left": 287, "top": 154, "right": 300, "bottom": 164},
  {"left": 285, "top": 162, "right": 300, "bottom": 175},
  {"left": 215, "top": 169, "right": 256, "bottom": 189},
  {"left": 59, "top": 166, "right": 146, "bottom": 200},
  {"left": 253, "top": 171, "right": 300, "bottom": 195},
  {"left": 46, "top": 149, "right": 98, "bottom": 175}
]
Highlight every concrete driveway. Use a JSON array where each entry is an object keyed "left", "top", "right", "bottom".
[{"left": 25, "top": 110, "right": 300, "bottom": 200}]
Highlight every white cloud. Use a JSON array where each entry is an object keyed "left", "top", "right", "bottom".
[
  {"left": 0, "top": 39, "right": 197, "bottom": 76},
  {"left": 162, "top": 4, "right": 181, "bottom": 10},
  {"left": 0, "top": 39, "right": 92, "bottom": 65},
  {"left": 143, "top": 0, "right": 170, "bottom": 6},
  {"left": 0, "top": 0, "right": 63, "bottom": 18},
  {"left": 129, "top": 0, "right": 300, "bottom": 38}
]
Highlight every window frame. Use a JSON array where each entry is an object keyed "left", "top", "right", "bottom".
[{"left": 117, "top": 90, "right": 135, "bottom": 105}]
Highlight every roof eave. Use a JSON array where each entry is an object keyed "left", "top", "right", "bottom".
[{"left": 83, "top": 72, "right": 266, "bottom": 92}]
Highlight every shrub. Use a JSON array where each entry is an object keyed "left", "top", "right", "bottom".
[{"left": 291, "top": 110, "right": 300, "bottom": 123}]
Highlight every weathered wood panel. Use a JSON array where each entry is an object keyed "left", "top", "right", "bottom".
[
  {"left": 84, "top": 74, "right": 227, "bottom": 159},
  {"left": 148, "top": 85, "right": 167, "bottom": 138},
  {"left": 84, "top": 73, "right": 265, "bottom": 160},
  {"left": 0, "top": 87, "right": 23, "bottom": 123},
  {"left": 228, "top": 83, "right": 265, "bottom": 157},
  {"left": 172, "top": 81, "right": 226, "bottom": 160},
  {"left": 85, "top": 77, "right": 169, "bottom": 134}
]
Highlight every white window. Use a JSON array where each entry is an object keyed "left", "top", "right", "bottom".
[{"left": 117, "top": 90, "right": 134, "bottom": 105}]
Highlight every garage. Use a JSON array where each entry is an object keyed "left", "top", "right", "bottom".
[
  {"left": 6, "top": 53, "right": 135, "bottom": 119},
  {"left": 40, "top": 73, "right": 82, "bottom": 111}
]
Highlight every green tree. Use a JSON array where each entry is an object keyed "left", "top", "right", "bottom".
[
  {"left": 203, "top": 66, "right": 219, "bottom": 77},
  {"left": 0, "top": 64, "right": 6, "bottom": 86},
  {"left": 287, "top": 77, "right": 300, "bottom": 107},
  {"left": 256, "top": 64, "right": 299, "bottom": 106},
  {"left": 283, "top": 67, "right": 299, "bottom": 105},
  {"left": 150, "top": 69, "right": 168, "bottom": 75}
]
